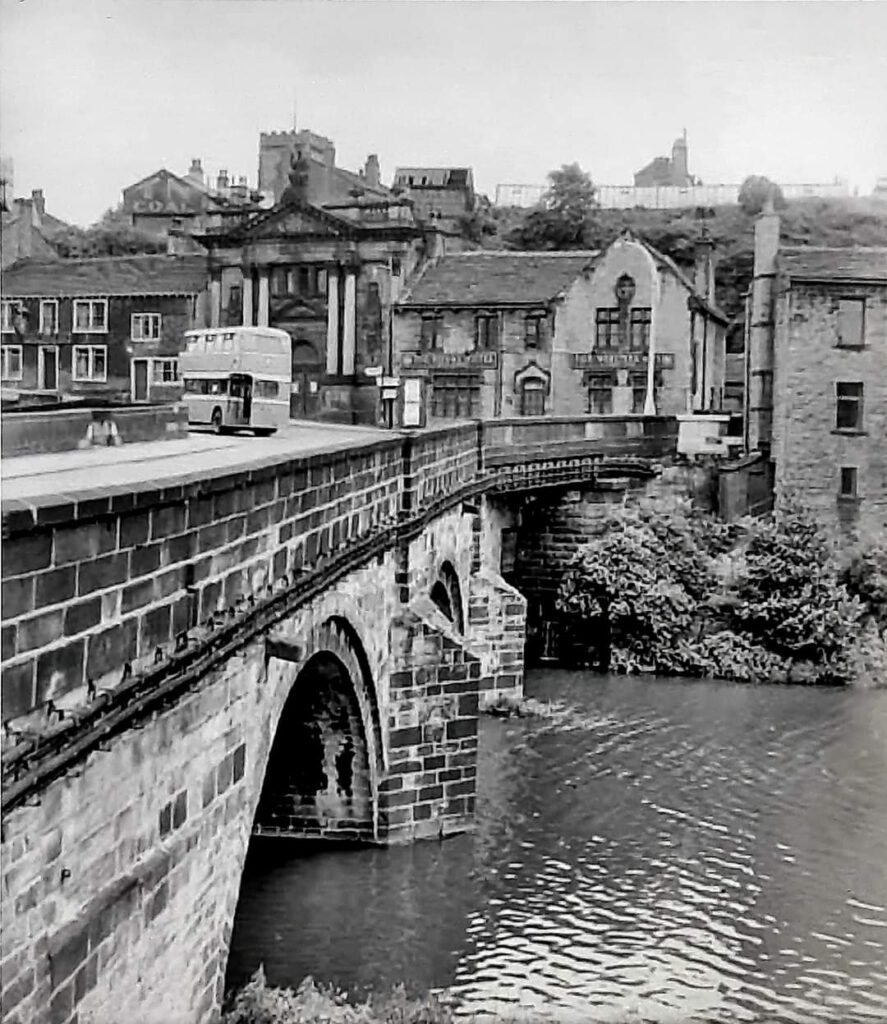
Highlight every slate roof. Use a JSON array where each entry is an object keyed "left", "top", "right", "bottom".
[
  {"left": 398, "top": 251, "right": 600, "bottom": 307},
  {"left": 780, "top": 247, "right": 887, "bottom": 282},
  {"left": 2, "top": 254, "right": 209, "bottom": 297}
]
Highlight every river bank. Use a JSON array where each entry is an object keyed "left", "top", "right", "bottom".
[{"left": 552, "top": 499, "right": 887, "bottom": 686}]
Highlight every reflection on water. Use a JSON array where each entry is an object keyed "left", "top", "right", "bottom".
[{"left": 228, "top": 672, "right": 887, "bottom": 1022}]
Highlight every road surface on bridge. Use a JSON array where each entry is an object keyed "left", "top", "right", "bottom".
[{"left": 1, "top": 421, "right": 393, "bottom": 508}]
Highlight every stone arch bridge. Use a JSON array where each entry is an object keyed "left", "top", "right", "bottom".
[{"left": 0, "top": 415, "right": 677, "bottom": 1024}]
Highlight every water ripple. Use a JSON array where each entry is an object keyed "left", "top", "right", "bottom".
[{"left": 228, "top": 670, "right": 887, "bottom": 1022}]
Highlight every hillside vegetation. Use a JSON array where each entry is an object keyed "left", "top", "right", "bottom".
[{"left": 483, "top": 196, "right": 887, "bottom": 321}]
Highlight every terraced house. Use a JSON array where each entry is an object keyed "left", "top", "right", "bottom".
[
  {"left": 392, "top": 232, "right": 728, "bottom": 425},
  {"left": 0, "top": 255, "right": 209, "bottom": 405}
]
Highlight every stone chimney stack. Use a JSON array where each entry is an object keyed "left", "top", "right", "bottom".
[
  {"left": 693, "top": 235, "right": 716, "bottom": 306},
  {"left": 216, "top": 169, "right": 229, "bottom": 192},
  {"left": 364, "top": 154, "right": 381, "bottom": 189},
  {"left": 746, "top": 197, "right": 780, "bottom": 454},
  {"left": 187, "top": 158, "right": 204, "bottom": 186},
  {"left": 31, "top": 188, "right": 45, "bottom": 218}
]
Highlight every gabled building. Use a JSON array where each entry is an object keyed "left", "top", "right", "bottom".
[
  {"left": 1, "top": 189, "right": 66, "bottom": 269},
  {"left": 392, "top": 232, "right": 728, "bottom": 425},
  {"left": 196, "top": 153, "right": 440, "bottom": 424},
  {"left": 121, "top": 161, "right": 266, "bottom": 239},
  {"left": 1, "top": 254, "right": 209, "bottom": 405},
  {"left": 747, "top": 205, "right": 887, "bottom": 536}
]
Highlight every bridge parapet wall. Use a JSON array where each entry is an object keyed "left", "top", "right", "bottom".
[{"left": 1, "top": 439, "right": 405, "bottom": 726}]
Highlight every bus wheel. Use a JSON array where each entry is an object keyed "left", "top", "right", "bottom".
[
  {"left": 211, "top": 408, "right": 225, "bottom": 434},
  {"left": 253, "top": 427, "right": 276, "bottom": 437}
]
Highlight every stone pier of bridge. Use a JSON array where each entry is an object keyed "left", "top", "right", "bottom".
[{"left": 0, "top": 414, "right": 677, "bottom": 1024}]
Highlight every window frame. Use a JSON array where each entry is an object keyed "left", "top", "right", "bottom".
[
  {"left": 839, "top": 466, "right": 859, "bottom": 500},
  {"left": 519, "top": 378, "right": 546, "bottom": 416},
  {"left": 835, "top": 381, "right": 864, "bottom": 432},
  {"left": 475, "top": 313, "right": 498, "bottom": 350},
  {"left": 131, "top": 312, "right": 162, "bottom": 343},
  {"left": 629, "top": 308, "right": 652, "bottom": 352},
  {"left": 595, "top": 308, "right": 620, "bottom": 351},
  {"left": 39, "top": 299, "right": 59, "bottom": 336},
  {"left": 73, "top": 298, "right": 109, "bottom": 334},
  {"left": 1, "top": 344, "right": 23, "bottom": 381},
  {"left": 587, "top": 371, "right": 614, "bottom": 415},
  {"left": 420, "top": 313, "right": 444, "bottom": 351},
  {"left": 151, "top": 357, "right": 179, "bottom": 384},
  {"left": 72, "top": 344, "right": 108, "bottom": 383},
  {"left": 836, "top": 297, "right": 866, "bottom": 349},
  {"left": 1, "top": 301, "right": 15, "bottom": 334},
  {"left": 525, "top": 314, "right": 545, "bottom": 349}
]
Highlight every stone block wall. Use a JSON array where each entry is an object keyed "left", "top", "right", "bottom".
[
  {"left": 772, "top": 280, "right": 887, "bottom": 540},
  {"left": 1, "top": 440, "right": 406, "bottom": 724},
  {"left": 382, "top": 600, "right": 482, "bottom": 842}
]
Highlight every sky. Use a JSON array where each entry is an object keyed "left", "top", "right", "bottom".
[{"left": 1, "top": 0, "right": 886, "bottom": 226}]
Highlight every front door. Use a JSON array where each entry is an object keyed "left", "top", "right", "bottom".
[
  {"left": 132, "top": 359, "right": 150, "bottom": 402},
  {"left": 290, "top": 370, "right": 321, "bottom": 419},
  {"left": 38, "top": 346, "right": 58, "bottom": 391}
]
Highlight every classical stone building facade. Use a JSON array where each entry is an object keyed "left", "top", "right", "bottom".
[
  {"left": 766, "top": 246, "right": 887, "bottom": 537},
  {"left": 392, "top": 233, "right": 727, "bottom": 425},
  {"left": 1, "top": 255, "right": 209, "bottom": 404},
  {"left": 196, "top": 151, "right": 445, "bottom": 424}
]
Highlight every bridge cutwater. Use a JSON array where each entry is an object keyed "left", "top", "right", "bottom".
[{"left": 0, "top": 415, "right": 676, "bottom": 1024}]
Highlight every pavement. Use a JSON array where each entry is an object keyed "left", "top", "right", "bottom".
[{"left": 1, "top": 421, "right": 395, "bottom": 509}]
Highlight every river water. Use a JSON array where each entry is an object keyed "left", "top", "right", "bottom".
[{"left": 227, "top": 671, "right": 887, "bottom": 1022}]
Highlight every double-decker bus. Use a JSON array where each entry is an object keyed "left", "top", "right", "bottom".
[{"left": 179, "top": 327, "right": 291, "bottom": 436}]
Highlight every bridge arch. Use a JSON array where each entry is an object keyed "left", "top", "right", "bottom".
[
  {"left": 254, "top": 615, "right": 384, "bottom": 841},
  {"left": 430, "top": 559, "right": 465, "bottom": 634}
]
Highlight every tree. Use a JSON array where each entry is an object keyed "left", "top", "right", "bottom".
[
  {"left": 47, "top": 206, "right": 167, "bottom": 258},
  {"left": 738, "top": 175, "right": 786, "bottom": 216},
  {"left": 506, "top": 163, "right": 597, "bottom": 250},
  {"left": 730, "top": 503, "right": 863, "bottom": 677}
]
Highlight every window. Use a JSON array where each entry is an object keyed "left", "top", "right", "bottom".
[
  {"left": 72, "top": 345, "right": 107, "bottom": 382},
  {"left": 587, "top": 372, "right": 613, "bottom": 414},
  {"left": 430, "top": 374, "right": 481, "bottom": 419},
  {"left": 631, "top": 372, "right": 648, "bottom": 413},
  {"left": 476, "top": 314, "right": 498, "bottom": 350},
  {"left": 835, "top": 381, "right": 864, "bottom": 431},
  {"left": 391, "top": 257, "right": 402, "bottom": 277},
  {"left": 525, "top": 315, "right": 545, "bottom": 348},
  {"left": 629, "top": 308, "right": 652, "bottom": 352},
  {"left": 317, "top": 268, "right": 327, "bottom": 294},
  {"left": 1, "top": 301, "right": 15, "bottom": 333},
  {"left": 520, "top": 379, "right": 546, "bottom": 416},
  {"left": 132, "top": 313, "right": 162, "bottom": 342},
  {"left": 39, "top": 300, "right": 59, "bottom": 335},
  {"left": 254, "top": 380, "right": 280, "bottom": 398},
  {"left": 184, "top": 377, "right": 228, "bottom": 395},
  {"left": 73, "top": 299, "right": 108, "bottom": 333},
  {"left": 420, "top": 314, "right": 444, "bottom": 351},
  {"left": 837, "top": 298, "right": 866, "bottom": 348},
  {"left": 839, "top": 467, "right": 859, "bottom": 499},
  {"left": 1, "top": 345, "right": 23, "bottom": 380},
  {"left": 595, "top": 308, "right": 620, "bottom": 350},
  {"left": 151, "top": 358, "right": 179, "bottom": 383}
]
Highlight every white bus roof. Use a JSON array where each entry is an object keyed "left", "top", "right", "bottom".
[{"left": 184, "top": 327, "right": 291, "bottom": 339}]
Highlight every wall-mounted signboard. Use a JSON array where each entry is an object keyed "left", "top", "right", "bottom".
[
  {"left": 570, "top": 352, "right": 675, "bottom": 370},
  {"left": 401, "top": 351, "right": 498, "bottom": 370}
]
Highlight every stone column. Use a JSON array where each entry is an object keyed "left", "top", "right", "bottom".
[
  {"left": 257, "top": 270, "right": 270, "bottom": 327},
  {"left": 241, "top": 271, "right": 254, "bottom": 328},
  {"left": 326, "top": 266, "right": 340, "bottom": 376},
  {"left": 209, "top": 274, "right": 221, "bottom": 328},
  {"left": 342, "top": 270, "right": 357, "bottom": 376}
]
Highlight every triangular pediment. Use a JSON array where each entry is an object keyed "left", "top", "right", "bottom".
[{"left": 241, "top": 200, "right": 353, "bottom": 241}]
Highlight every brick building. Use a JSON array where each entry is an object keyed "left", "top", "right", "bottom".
[
  {"left": 392, "top": 232, "right": 727, "bottom": 424},
  {"left": 747, "top": 211, "right": 887, "bottom": 536},
  {"left": 1, "top": 255, "right": 209, "bottom": 404},
  {"left": 196, "top": 150, "right": 442, "bottom": 424}
]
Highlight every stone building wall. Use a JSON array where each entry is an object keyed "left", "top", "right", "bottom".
[{"left": 772, "top": 280, "right": 887, "bottom": 539}]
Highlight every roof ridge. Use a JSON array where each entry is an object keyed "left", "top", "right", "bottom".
[{"left": 440, "top": 249, "right": 599, "bottom": 258}]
